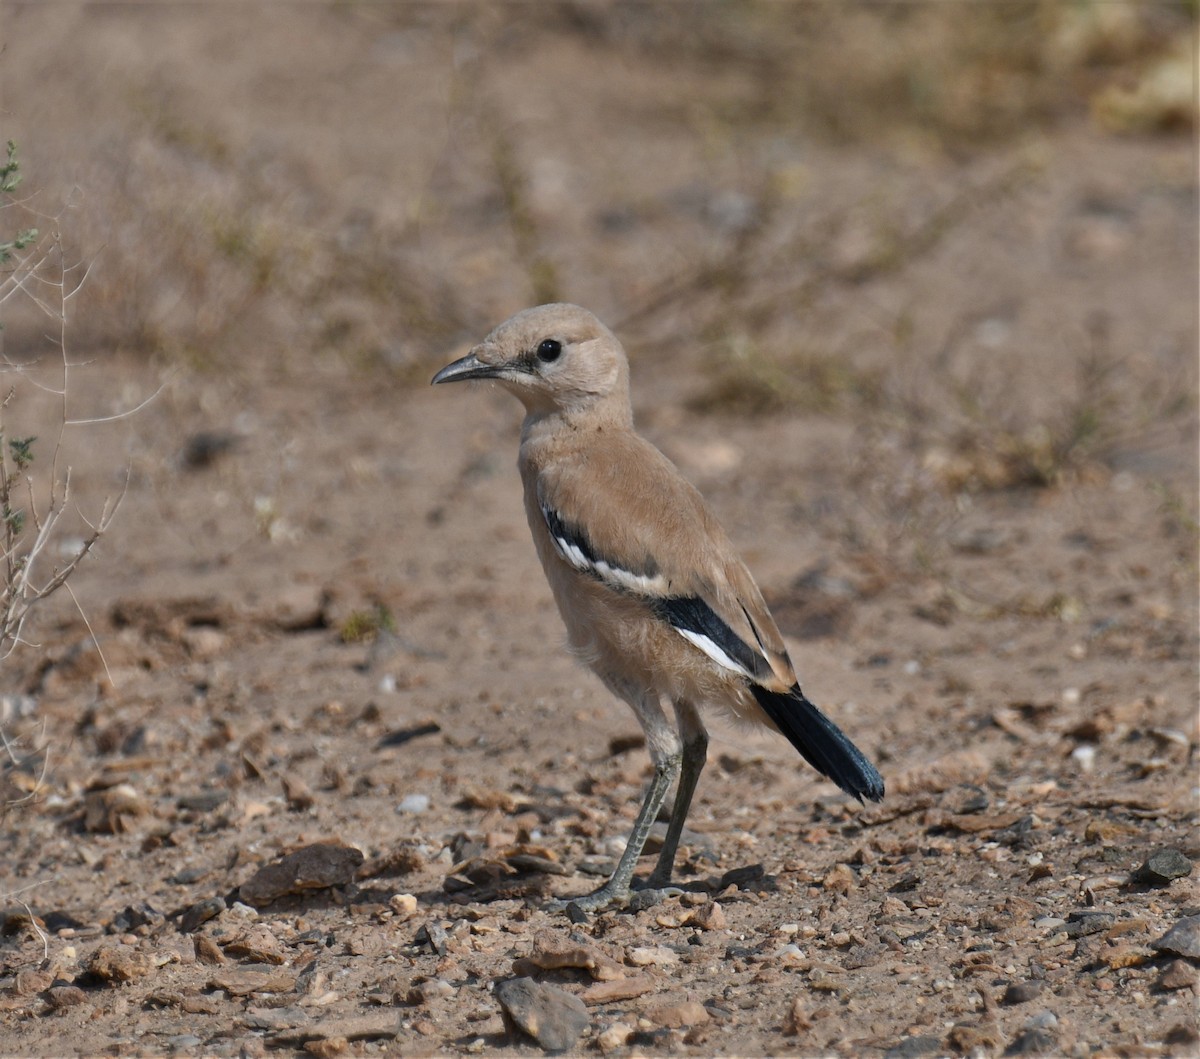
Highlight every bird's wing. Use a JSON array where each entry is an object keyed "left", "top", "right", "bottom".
[{"left": 536, "top": 433, "right": 796, "bottom": 690}]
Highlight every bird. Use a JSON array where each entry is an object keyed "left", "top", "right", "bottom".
[{"left": 432, "top": 303, "right": 884, "bottom": 912}]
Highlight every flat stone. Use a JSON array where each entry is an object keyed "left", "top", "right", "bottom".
[
  {"left": 1065, "top": 911, "right": 1114, "bottom": 938},
  {"left": 180, "top": 897, "right": 226, "bottom": 933},
  {"left": 512, "top": 930, "right": 623, "bottom": 981},
  {"left": 239, "top": 843, "right": 363, "bottom": 907},
  {"left": 626, "top": 945, "right": 678, "bottom": 967},
  {"left": 209, "top": 967, "right": 297, "bottom": 997},
  {"left": 1151, "top": 916, "right": 1200, "bottom": 960},
  {"left": 646, "top": 1000, "right": 710, "bottom": 1029},
  {"left": 495, "top": 977, "right": 589, "bottom": 1053},
  {"left": 579, "top": 975, "right": 657, "bottom": 1006}
]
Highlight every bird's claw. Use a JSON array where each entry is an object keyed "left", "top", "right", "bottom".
[{"left": 544, "top": 882, "right": 685, "bottom": 917}]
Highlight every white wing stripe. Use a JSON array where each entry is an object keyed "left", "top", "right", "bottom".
[
  {"left": 676, "top": 628, "right": 757, "bottom": 680},
  {"left": 548, "top": 529, "right": 670, "bottom": 595}
]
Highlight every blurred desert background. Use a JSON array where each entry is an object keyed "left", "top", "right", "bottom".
[{"left": 0, "top": 4, "right": 1197, "bottom": 1057}]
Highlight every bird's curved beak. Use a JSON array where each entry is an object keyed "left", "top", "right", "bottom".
[{"left": 431, "top": 350, "right": 502, "bottom": 386}]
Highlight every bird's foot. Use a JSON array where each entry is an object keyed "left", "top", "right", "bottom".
[{"left": 544, "top": 880, "right": 684, "bottom": 917}]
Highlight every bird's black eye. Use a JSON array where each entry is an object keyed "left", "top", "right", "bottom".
[{"left": 536, "top": 338, "right": 562, "bottom": 363}]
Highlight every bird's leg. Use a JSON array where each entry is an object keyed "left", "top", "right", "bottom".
[
  {"left": 547, "top": 685, "right": 682, "bottom": 914},
  {"left": 550, "top": 750, "right": 680, "bottom": 914},
  {"left": 645, "top": 701, "right": 707, "bottom": 891}
]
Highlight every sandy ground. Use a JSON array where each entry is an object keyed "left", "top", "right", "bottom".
[{"left": 0, "top": 5, "right": 1197, "bottom": 1057}]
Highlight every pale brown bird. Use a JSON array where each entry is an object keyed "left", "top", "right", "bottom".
[{"left": 433, "top": 304, "right": 883, "bottom": 912}]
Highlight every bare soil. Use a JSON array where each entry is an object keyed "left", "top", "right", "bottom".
[{"left": 1, "top": 5, "right": 1197, "bottom": 1057}]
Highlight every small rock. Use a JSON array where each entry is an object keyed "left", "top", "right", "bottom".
[
  {"left": 87, "top": 945, "right": 151, "bottom": 983},
  {"left": 884, "top": 1035, "right": 944, "bottom": 1058},
  {"left": 415, "top": 921, "right": 449, "bottom": 956},
  {"left": 1005, "top": 1028, "right": 1058, "bottom": 1055},
  {"left": 305, "top": 1038, "right": 349, "bottom": 1058},
  {"left": 1065, "top": 910, "right": 1114, "bottom": 938},
  {"left": 408, "top": 978, "right": 455, "bottom": 1005},
  {"left": 783, "top": 997, "right": 812, "bottom": 1036},
  {"left": 626, "top": 945, "right": 679, "bottom": 967},
  {"left": 596, "top": 1022, "right": 634, "bottom": 1053},
  {"left": 647, "top": 1000, "right": 709, "bottom": 1029},
  {"left": 13, "top": 969, "right": 54, "bottom": 996},
  {"left": 239, "top": 843, "right": 364, "bottom": 907},
  {"left": 1151, "top": 915, "right": 1200, "bottom": 960},
  {"left": 1133, "top": 848, "right": 1193, "bottom": 887},
  {"left": 396, "top": 794, "right": 430, "bottom": 814},
  {"left": 208, "top": 967, "right": 296, "bottom": 996},
  {"left": 193, "top": 935, "right": 227, "bottom": 965},
  {"left": 46, "top": 985, "right": 88, "bottom": 1009},
  {"left": 83, "top": 784, "right": 149, "bottom": 834},
  {"left": 282, "top": 773, "right": 316, "bottom": 811},
  {"left": 177, "top": 791, "right": 228, "bottom": 813},
  {"left": 1002, "top": 980, "right": 1045, "bottom": 1005},
  {"left": 222, "top": 925, "right": 287, "bottom": 965},
  {"left": 388, "top": 894, "right": 418, "bottom": 919},
  {"left": 688, "top": 901, "right": 727, "bottom": 931},
  {"left": 579, "top": 975, "right": 657, "bottom": 1006},
  {"left": 948, "top": 1024, "right": 1003, "bottom": 1054},
  {"left": 513, "top": 930, "right": 623, "bottom": 981},
  {"left": 946, "top": 785, "right": 990, "bottom": 814},
  {"left": 1157, "top": 960, "right": 1197, "bottom": 991},
  {"left": 180, "top": 896, "right": 226, "bottom": 933},
  {"left": 495, "top": 977, "right": 589, "bottom": 1053}
]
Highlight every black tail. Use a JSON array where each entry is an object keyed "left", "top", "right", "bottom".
[{"left": 750, "top": 684, "right": 884, "bottom": 803}]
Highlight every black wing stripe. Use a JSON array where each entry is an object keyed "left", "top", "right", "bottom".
[{"left": 650, "top": 595, "right": 772, "bottom": 681}]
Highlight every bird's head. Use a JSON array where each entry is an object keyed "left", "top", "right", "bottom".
[{"left": 432, "top": 304, "right": 630, "bottom": 419}]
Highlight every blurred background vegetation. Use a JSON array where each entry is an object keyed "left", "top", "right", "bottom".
[{"left": 1, "top": 1, "right": 1194, "bottom": 506}]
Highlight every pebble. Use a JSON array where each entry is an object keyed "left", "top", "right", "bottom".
[
  {"left": 1157, "top": 960, "right": 1197, "bottom": 991},
  {"left": 86, "top": 944, "right": 152, "bottom": 983},
  {"left": 409, "top": 978, "right": 455, "bottom": 1005},
  {"left": 396, "top": 793, "right": 430, "bottom": 814},
  {"left": 1002, "top": 980, "right": 1045, "bottom": 1005},
  {"left": 239, "top": 843, "right": 364, "bottom": 907},
  {"left": 1065, "top": 911, "right": 1114, "bottom": 938},
  {"left": 1005, "top": 1027, "right": 1058, "bottom": 1055},
  {"left": 495, "top": 976, "right": 589, "bottom": 1053},
  {"left": 1151, "top": 915, "right": 1200, "bottom": 960},
  {"left": 389, "top": 894, "right": 418, "bottom": 918},
  {"left": 1132, "top": 848, "right": 1193, "bottom": 886},
  {"left": 774, "top": 943, "right": 806, "bottom": 965},
  {"left": 514, "top": 929, "right": 624, "bottom": 981},
  {"left": 884, "top": 1035, "right": 943, "bottom": 1058},
  {"left": 647, "top": 1000, "right": 709, "bottom": 1029},
  {"left": 597, "top": 1022, "right": 634, "bottom": 1053},
  {"left": 579, "top": 975, "right": 657, "bottom": 1006},
  {"left": 1071, "top": 746, "right": 1096, "bottom": 772},
  {"left": 46, "top": 985, "right": 88, "bottom": 1009},
  {"left": 627, "top": 945, "right": 679, "bottom": 967}
]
